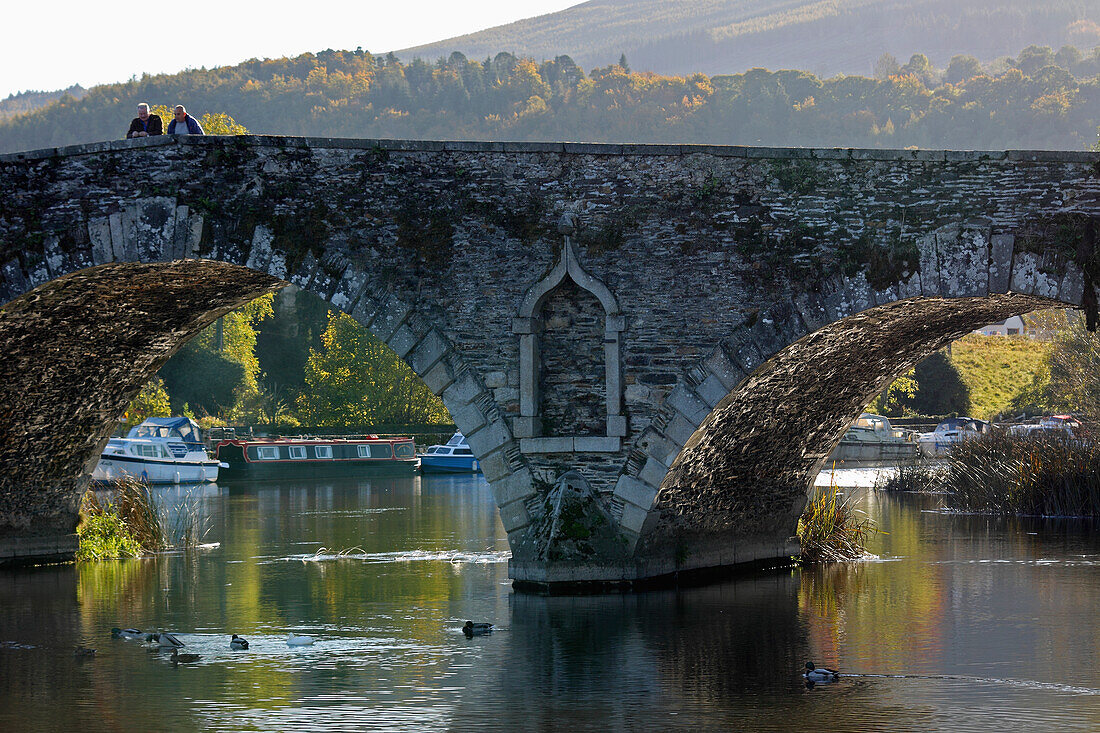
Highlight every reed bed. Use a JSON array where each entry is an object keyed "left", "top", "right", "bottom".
[
  {"left": 943, "top": 431, "right": 1100, "bottom": 516},
  {"left": 76, "top": 477, "right": 209, "bottom": 560},
  {"left": 798, "top": 480, "right": 875, "bottom": 563},
  {"left": 873, "top": 457, "right": 944, "bottom": 493}
]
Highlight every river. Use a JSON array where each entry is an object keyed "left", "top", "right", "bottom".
[{"left": 2, "top": 471, "right": 1099, "bottom": 731}]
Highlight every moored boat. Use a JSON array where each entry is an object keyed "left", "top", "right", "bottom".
[
  {"left": 829, "top": 413, "right": 918, "bottom": 465},
  {"left": 93, "top": 417, "right": 223, "bottom": 484},
  {"left": 917, "top": 417, "right": 989, "bottom": 457},
  {"left": 420, "top": 432, "right": 480, "bottom": 473},
  {"left": 214, "top": 435, "right": 418, "bottom": 480}
]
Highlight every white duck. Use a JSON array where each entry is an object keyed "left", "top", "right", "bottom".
[
  {"left": 286, "top": 633, "right": 315, "bottom": 646},
  {"left": 803, "top": 661, "right": 840, "bottom": 681}
]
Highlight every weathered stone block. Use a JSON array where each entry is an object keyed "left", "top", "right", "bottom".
[
  {"left": 618, "top": 502, "right": 650, "bottom": 535},
  {"left": 442, "top": 371, "right": 482, "bottom": 407},
  {"left": 386, "top": 324, "right": 419, "bottom": 359},
  {"left": 639, "top": 456, "right": 670, "bottom": 489},
  {"left": 478, "top": 449, "right": 510, "bottom": 483},
  {"left": 450, "top": 400, "right": 487, "bottom": 437},
  {"left": 573, "top": 436, "right": 620, "bottom": 452},
  {"left": 614, "top": 475, "right": 659, "bottom": 510},
  {"left": 407, "top": 329, "right": 448, "bottom": 375},
  {"left": 421, "top": 359, "right": 456, "bottom": 396},
  {"left": 606, "top": 414, "right": 628, "bottom": 437},
  {"left": 520, "top": 436, "right": 573, "bottom": 453},
  {"left": 511, "top": 416, "right": 540, "bottom": 438},
  {"left": 466, "top": 420, "right": 511, "bottom": 457},
  {"left": 696, "top": 374, "right": 728, "bottom": 409},
  {"left": 498, "top": 499, "right": 532, "bottom": 533},
  {"left": 485, "top": 371, "right": 507, "bottom": 388},
  {"left": 665, "top": 385, "right": 710, "bottom": 425}
]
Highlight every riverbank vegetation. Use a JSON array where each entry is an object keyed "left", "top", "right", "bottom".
[
  {"left": 1, "top": 42, "right": 1098, "bottom": 154},
  {"left": 944, "top": 431, "right": 1100, "bottom": 516},
  {"left": 798, "top": 482, "right": 875, "bottom": 562},
  {"left": 76, "top": 478, "right": 209, "bottom": 560},
  {"left": 874, "top": 430, "right": 1100, "bottom": 517},
  {"left": 127, "top": 288, "right": 450, "bottom": 430}
]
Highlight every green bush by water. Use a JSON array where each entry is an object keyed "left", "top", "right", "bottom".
[{"left": 76, "top": 478, "right": 208, "bottom": 560}]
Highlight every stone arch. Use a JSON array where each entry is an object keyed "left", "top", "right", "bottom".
[
  {"left": 512, "top": 217, "right": 626, "bottom": 453},
  {"left": 606, "top": 219, "right": 1092, "bottom": 579},
  {"left": 0, "top": 199, "right": 540, "bottom": 561}
]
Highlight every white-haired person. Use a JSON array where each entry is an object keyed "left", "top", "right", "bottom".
[{"left": 126, "top": 103, "right": 162, "bottom": 138}]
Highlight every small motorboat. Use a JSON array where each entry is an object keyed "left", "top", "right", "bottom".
[{"left": 420, "top": 433, "right": 480, "bottom": 474}]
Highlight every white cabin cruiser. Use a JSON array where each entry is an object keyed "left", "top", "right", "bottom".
[
  {"left": 419, "top": 432, "right": 481, "bottom": 473},
  {"left": 829, "top": 413, "right": 918, "bottom": 464},
  {"left": 917, "top": 417, "right": 990, "bottom": 457},
  {"left": 93, "top": 417, "right": 223, "bottom": 484}
]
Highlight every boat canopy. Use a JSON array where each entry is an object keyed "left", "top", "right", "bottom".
[
  {"left": 127, "top": 417, "right": 203, "bottom": 445},
  {"left": 445, "top": 432, "right": 467, "bottom": 447}
]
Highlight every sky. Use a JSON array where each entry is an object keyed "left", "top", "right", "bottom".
[{"left": 0, "top": 1, "right": 580, "bottom": 99}]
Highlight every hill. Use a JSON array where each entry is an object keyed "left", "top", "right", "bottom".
[
  {"left": 397, "top": 0, "right": 1100, "bottom": 77},
  {"left": 949, "top": 335, "right": 1050, "bottom": 419},
  {"left": 0, "top": 85, "right": 85, "bottom": 121},
  {"left": 0, "top": 42, "right": 1097, "bottom": 154}
]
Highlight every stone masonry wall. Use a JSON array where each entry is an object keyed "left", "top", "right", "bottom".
[{"left": 0, "top": 135, "right": 1097, "bottom": 582}]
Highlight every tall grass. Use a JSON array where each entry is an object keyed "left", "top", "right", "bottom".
[
  {"left": 874, "top": 457, "right": 943, "bottom": 493},
  {"left": 76, "top": 477, "right": 209, "bottom": 560},
  {"left": 798, "top": 480, "right": 875, "bottom": 563},
  {"left": 944, "top": 431, "right": 1100, "bottom": 516}
]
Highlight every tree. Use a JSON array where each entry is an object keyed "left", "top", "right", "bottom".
[
  {"left": 1039, "top": 315, "right": 1100, "bottom": 420},
  {"left": 147, "top": 105, "right": 247, "bottom": 135},
  {"left": 873, "top": 53, "right": 900, "bottom": 80},
  {"left": 944, "top": 55, "right": 982, "bottom": 85},
  {"left": 619, "top": 54, "right": 631, "bottom": 73},
  {"left": 122, "top": 377, "right": 171, "bottom": 431},
  {"left": 870, "top": 369, "right": 918, "bottom": 416},
  {"left": 297, "top": 311, "right": 450, "bottom": 426}
]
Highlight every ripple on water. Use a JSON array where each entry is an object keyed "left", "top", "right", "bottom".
[{"left": 259, "top": 549, "right": 512, "bottom": 565}]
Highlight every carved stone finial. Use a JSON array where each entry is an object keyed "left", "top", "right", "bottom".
[{"left": 557, "top": 212, "right": 577, "bottom": 236}]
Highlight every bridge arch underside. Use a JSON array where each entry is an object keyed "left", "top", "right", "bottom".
[
  {"left": 641, "top": 292, "right": 1061, "bottom": 572},
  {"left": 0, "top": 261, "right": 283, "bottom": 557}
]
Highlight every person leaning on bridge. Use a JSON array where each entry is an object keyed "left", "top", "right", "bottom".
[
  {"left": 126, "top": 103, "right": 162, "bottom": 138},
  {"left": 167, "top": 105, "right": 204, "bottom": 135}
]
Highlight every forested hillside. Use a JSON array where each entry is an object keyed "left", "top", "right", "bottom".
[
  {"left": 0, "top": 85, "right": 85, "bottom": 120},
  {"left": 398, "top": 0, "right": 1100, "bottom": 77},
  {"left": 1, "top": 43, "right": 1098, "bottom": 153}
]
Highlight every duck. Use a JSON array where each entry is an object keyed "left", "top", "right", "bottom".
[
  {"left": 230, "top": 634, "right": 249, "bottom": 650},
  {"left": 170, "top": 649, "right": 201, "bottom": 663},
  {"left": 803, "top": 661, "right": 840, "bottom": 681},
  {"left": 155, "top": 632, "right": 185, "bottom": 649},
  {"left": 462, "top": 621, "right": 493, "bottom": 638},
  {"left": 74, "top": 646, "right": 96, "bottom": 657},
  {"left": 286, "top": 633, "right": 315, "bottom": 646},
  {"left": 111, "top": 627, "right": 143, "bottom": 640}
]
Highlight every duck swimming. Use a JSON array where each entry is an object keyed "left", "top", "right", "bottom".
[
  {"left": 74, "top": 646, "right": 96, "bottom": 657},
  {"left": 230, "top": 634, "right": 249, "bottom": 650},
  {"left": 803, "top": 662, "right": 840, "bottom": 681},
  {"left": 111, "top": 627, "right": 143, "bottom": 640},
  {"left": 462, "top": 621, "right": 493, "bottom": 638},
  {"left": 170, "top": 649, "right": 201, "bottom": 663},
  {"left": 286, "top": 633, "right": 314, "bottom": 646},
  {"left": 150, "top": 632, "right": 185, "bottom": 649}
]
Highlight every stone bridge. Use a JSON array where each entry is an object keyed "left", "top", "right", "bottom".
[{"left": 1, "top": 135, "right": 1097, "bottom": 589}]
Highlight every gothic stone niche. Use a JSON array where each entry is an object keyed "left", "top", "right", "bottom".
[{"left": 512, "top": 224, "right": 626, "bottom": 454}]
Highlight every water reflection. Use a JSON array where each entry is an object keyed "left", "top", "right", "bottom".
[{"left": 1, "top": 472, "right": 1100, "bottom": 731}]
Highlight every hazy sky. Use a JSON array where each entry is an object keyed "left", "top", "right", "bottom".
[{"left": 1, "top": 1, "right": 580, "bottom": 98}]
